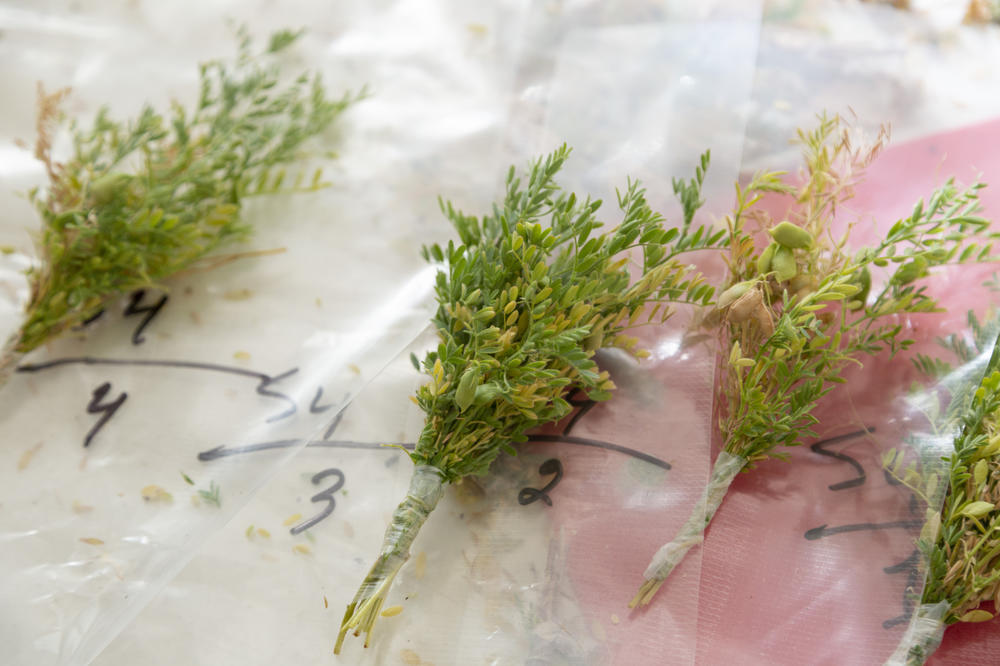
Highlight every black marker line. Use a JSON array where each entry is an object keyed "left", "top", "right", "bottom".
[
  {"left": 310, "top": 386, "right": 333, "bottom": 414},
  {"left": 323, "top": 408, "right": 346, "bottom": 441},
  {"left": 526, "top": 434, "right": 671, "bottom": 470},
  {"left": 123, "top": 290, "right": 169, "bottom": 345},
  {"left": 518, "top": 458, "right": 564, "bottom": 506},
  {"left": 18, "top": 356, "right": 298, "bottom": 422},
  {"left": 809, "top": 427, "right": 876, "bottom": 491},
  {"left": 320, "top": 392, "right": 351, "bottom": 440},
  {"left": 83, "top": 382, "right": 128, "bottom": 448},
  {"left": 19, "top": 356, "right": 271, "bottom": 380},
  {"left": 256, "top": 368, "right": 298, "bottom": 423},
  {"left": 804, "top": 520, "right": 924, "bottom": 541},
  {"left": 198, "top": 439, "right": 415, "bottom": 461},
  {"left": 74, "top": 308, "right": 106, "bottom": 330}
]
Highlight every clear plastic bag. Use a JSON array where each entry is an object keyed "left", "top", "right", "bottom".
[
  {"left": 0, "top": 3, "right": 765, "bottom": 665},
  {"left": 693, "top": 116, "right": 1000, "bottom": 665}
]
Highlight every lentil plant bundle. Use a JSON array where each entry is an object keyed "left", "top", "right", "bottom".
[
  {"left": 335, "top": 146, "right": 725, "bottom": 652},
  {"left": 883, "top": 316, "right": 1000, "bottom": 665},
  {"left": 2, "top": 29, "right": 355, "bottom": 379},
  {"left": 632, "top": 115, "right": 998, "bottom": 608}
]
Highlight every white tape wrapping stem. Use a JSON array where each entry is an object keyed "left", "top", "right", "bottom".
[{"left": 643, "top": 451, "right": 746, "bottom": 581}]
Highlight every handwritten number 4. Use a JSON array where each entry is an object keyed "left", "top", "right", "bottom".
[
  {"left": 84, "top": 382, "right": 128, "bottom": 447},
  {"left": 290, "top": 468, "right": 346, "bottom": 535}
]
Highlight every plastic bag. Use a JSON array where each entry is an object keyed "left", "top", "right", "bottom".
[
  {"left": 5, "top": 3, "right": 766, "bottom": 666},
  {"left": 0, "top": 1, "right": 523, "bottom": 663},
  {"left": 693, "top": 115, "right": 1000, "bottom": 665}
]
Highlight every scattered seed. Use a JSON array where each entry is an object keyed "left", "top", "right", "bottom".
[
  {"left": 17, "top": 442, "right": 43, "bottom": 470},
  {"left": 381, "top": 605, "right": 403, "bottom": 617},
  {"left": 223, "top": 288, "right": 253, "bottom": 301},
  {"left": 283, "top": 513, "right": 303, "bottom": 526},
  {"left": 80, "top": 537, "right": 104, "bottom": 545},
  {"left": 292, "top": 544, "right": 312, "bottom": 555},
  {"left": 245, "top": 525, "right": 255, "bottom": 539},
  {"left": 257, "top": 528, "right": 271, "bottom": 538},
  {"left": 72, "top": 500, "right": 93, "bottom": 514},
  {"left": 233, "top": 350, "right": 251, "bottom": 361},
  {"left": 324, "top": 595, "right": 329, "bottom": 609},
  {"left": 400, "top": 649, "right": 421, "bottom": 665},
  {"left": 141, "top": 484, "right": 173, "bottom": 503},
  {"left": 611, "top": 613, "right": 620, "bottom": 625}
]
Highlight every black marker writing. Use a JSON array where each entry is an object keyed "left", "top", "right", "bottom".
[
  {"left": 809, "top": 427, "right": 876, "bottom": 491},
  {"left": 518, "top": 458, "right": 563, "bottom": 506},
  {"left": 526, "top": 434, "right": 671, "bottom": 471},
  {"left": 123, "top": 290, "right": 168, "bottom": 345},
  {"left": 803, "top": 519, "right": 924, "bottom": 541},
  {"left": 84, "top": 382, "right": 128, "bottom": 447},
  {"left": 290, "top": 468, "right": 346, "bottom": 535},
  {"left": 198, "top": 439, "right": 415, "bottom": 461},
  {"left": 882, "top": 549, "right": 921, "bottom": 629},
  {"left": 310, "top": 386, "right": 333, "bottom": 414},
  {"left": 18, "top": 356, "right": 298, "bottom": 423}
]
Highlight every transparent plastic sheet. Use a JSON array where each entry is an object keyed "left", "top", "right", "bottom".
[
  {"left": 744, "top": 0, "right": 1000, "bottom": 172},
  {"left": 0, "top": 1, "right": 525, "bottom": 664},
  {"left": 62, "top": 3, "right": 767, "bottom": 665},
  {"left": 694, "top": 118, "right": 1000, "bottom": 665}
]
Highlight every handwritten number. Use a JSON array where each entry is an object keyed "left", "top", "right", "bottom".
[
  {"left": 310, "top": 386, "right": 333, "bottom": 414},
  {"left": 809, "top": 427, "right": 875, "bottom": 491},
  {"left": 803, "top": 519, "right": 923, "bottom": 541},
  {"left": 123, "top": 290, "right": 168, "bottom": 345},
  {"left": 255, "top": 367, "right": 299, "bottom": 423},
  {"left": 290, "top": 468, "right": 346, "bottom": 535},
  {"left": 83, "top": 382, "right": 127, "bottom": 447},
  {"left": 518, "top": 458, "right": 564, "bottom": 506}
]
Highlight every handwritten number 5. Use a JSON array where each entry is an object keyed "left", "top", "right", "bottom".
[{"left": 290, "top": 468, "right": 346, "bottom": 535}]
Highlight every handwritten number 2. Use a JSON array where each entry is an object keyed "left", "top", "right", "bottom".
[
  {"left": 290, "top": 468, "right": 346, "bottom": 535},
  {"left": 518, "top": 458, "right": 564, "bottom": 506},
  {"left": 83, "top": 382, "right": 128, "bottom": 447}
]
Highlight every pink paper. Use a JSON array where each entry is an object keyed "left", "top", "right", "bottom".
[{"left": 695, "top": 117, "right": 1000, "bottom": 665}]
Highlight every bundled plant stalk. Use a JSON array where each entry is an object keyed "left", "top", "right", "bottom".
[
  {"left": 882, "top": 314, "right": 1000, "bottom": 665},
  {"left": 631, "top": 114, "right": 998, "bottom": 608},
  {"left": 335, "top": 146, "right": 725, "bottom": 652},
  {"left": 1, "top": 29, "right": 356, "bottom": 381}
]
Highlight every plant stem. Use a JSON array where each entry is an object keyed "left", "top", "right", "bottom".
[
  {"left": 0, "top": 333, "right": 22, "bottom": 389},
  {"left": 631, "top": 451, "right": 746, "bottom": 607},
  {"left": 335, "top": 465, "right": 445, "bottom": 654},
  {"left": 883, "top": 601, "right": 948, "bottom": 666}
]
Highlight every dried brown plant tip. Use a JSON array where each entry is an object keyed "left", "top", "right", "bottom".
[
  {"left": 632, "top": 113, "right": 999, "bottom": 608},
  {"left": 1, "top": 28, "right": 359, "bottom": 380}
]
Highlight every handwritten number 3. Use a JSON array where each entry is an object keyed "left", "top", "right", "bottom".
[{"left": 290, "top": 468, "right": 346, "bottom": 535}]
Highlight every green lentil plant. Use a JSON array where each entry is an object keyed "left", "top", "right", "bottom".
[
  {"left": 632, "top": 113, "right": 999, "bottom": 608},
  {"left": 4, "top": 28, "right": 357, "bottom": 378},
  {"left": 335, "top": 145, "right": 724, "bottom": 653},
  {"left": 881, "top": 312, "right": 1000, "bottom": 665}
]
